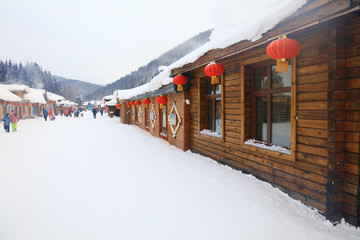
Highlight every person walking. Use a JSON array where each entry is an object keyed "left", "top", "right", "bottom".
[
  {"left": 92, "top": 107, "right": 97, "bottom": 119},
  {"left": 100, "top": 108, "right": 104, "bottom": 116},
  {"left": 9, "top": 111, "right": 19, "bottom": 132},
  {"left": 2, "top": 113, "right": 11, "bottom": 132},
  {"left": 43, "top": 108, "right": 49, "bottom": 121}
]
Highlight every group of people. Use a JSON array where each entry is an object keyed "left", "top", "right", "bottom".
[
  {"left": 43, "top": 108, "right": 55, "bottom": 121},
  {"left": 2, "top": 110, "right": 19, "bottom": 132}
]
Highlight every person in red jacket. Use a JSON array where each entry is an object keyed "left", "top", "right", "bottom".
[{"left": 9, "top": 110, "right": 19, "bottom": 132}]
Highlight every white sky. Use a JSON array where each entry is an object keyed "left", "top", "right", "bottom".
[{"left": 1, "top": 0, "right": 279, "bottom": 85}]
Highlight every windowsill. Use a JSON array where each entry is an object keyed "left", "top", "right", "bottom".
[
  {"left": 200, "top": 129, "right": 222, "bottom": 138},
  {"left": 244, "top": 139, "right": 291, "bottom": 155}
]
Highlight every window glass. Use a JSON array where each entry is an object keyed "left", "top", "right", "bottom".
[
  {"left": 271, "top": 63, "right": 291, "bottom": 88},
  {"left": 162, "top": 108, "right": 166, "bottom": 128},
  {"left": 271, "top": 93, "right": 291, "bottom": 148},
  {"left": 207, "top": 100, "right": 213, "bottom": 131},
  {"left": 215, "top": 98, "right": 221, "bottom": 134},
  {"left": 206, "top": 79, "right": 213, "bottom": 95},
  {"left": 254, "top": 67, "right": 268, "bottom": 90},
  {"left": 215, "top": 84, "right": 221, "bottom": 95},
  {"left": 255, "top": 96, "right": 267, "bottom": 142}
]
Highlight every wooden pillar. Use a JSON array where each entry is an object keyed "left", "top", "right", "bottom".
[{"left": 326, "top": 19, "right": 346, "bottom": 223}]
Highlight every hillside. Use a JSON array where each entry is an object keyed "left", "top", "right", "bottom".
[
  {"left": 54, "top": 76, "right": 103, "bottom": 102},
  {"left": 85, "top": 29, "right": 212, "bottom": 100}
]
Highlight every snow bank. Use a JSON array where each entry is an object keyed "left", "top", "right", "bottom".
[{"left": 115, "top": 0, "right": 307, "bottom": 100}]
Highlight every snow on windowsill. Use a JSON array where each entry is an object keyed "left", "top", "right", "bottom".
[
  {"left": 200, "top": 129, "right": 222, "bottom": 138},
  {"left": 244, "top": 139, "right": 291, "bottom": 155}
]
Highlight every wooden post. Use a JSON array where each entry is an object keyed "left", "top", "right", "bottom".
[{"left": 326, "top": 19, "right": 346, "bottom": 223}]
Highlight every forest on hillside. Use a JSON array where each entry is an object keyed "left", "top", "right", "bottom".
[
  {"left": 0, "top": 60, "right": 62, "bottom": 94},
  {"left": 85, "top": 29, "right": 212, "bottom": 100}
]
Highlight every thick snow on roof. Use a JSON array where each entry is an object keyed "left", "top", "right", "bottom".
[
  {"left": 24, "top": 88, "right": 47, "bottom": 104},
  {"left": 47, "top": 92, "right": 65, "bottom": 102},
  {"left": 115, "top": 0, "right": 307, "bottom": 100},
  {"left": 105, "top": 98, "right": 117, "bottom": 106},
  {"left": 0, "top": 85, "right": 22, "bottom": 102},
  {"left": 103, "top": 95, "right": 114, "bottom": 101},
  {"left": 1, "top": 84, "right": 30, "bottom": 92}
]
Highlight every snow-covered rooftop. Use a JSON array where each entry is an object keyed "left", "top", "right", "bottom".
[
  {"left": 115, "top": 0, "right": 307, "bottom": 100},
  {"left": 24, "top": 88, "right": 47, "bottom": 104},
  {"left": 0, "top": 85, "right": 22, "bottom": 102},
  {"left": 1, "top": 84, "right": 30, "bottom": 92},
  {"left": 47, "top": 92, "right": 65, "bottom": 102}
]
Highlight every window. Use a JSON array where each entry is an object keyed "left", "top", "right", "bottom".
[
  {"left": 251, "top": 61, "right": 291, "bottom": 149},
  {"left": 160, "top": 106, "right": 167, "bottom": 138},
  {"left": 134, "top": 106, "right": 138, "bottom": 124},
  {"left": 199, "top": 76, "right": 223, "bottom": 137},
  {"left": 145, "top": 107, "right": 150, "bottom": 129},
  {"left": 206, "top": 79, "right": 222, "bottom": 134}
]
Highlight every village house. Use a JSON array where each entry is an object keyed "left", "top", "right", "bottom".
[{"left": 113, "top": 0, "right": 360, "bottom": 227}]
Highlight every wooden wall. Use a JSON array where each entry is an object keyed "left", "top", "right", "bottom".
[
  {"left": 343, "top": 12, "right": 360, "bottom": 226},
  {"left": 121, "top": 93, "right": 188, "bottom": 151},
  {"left": 185, "top": 17, "right": 359, "bottom": 226}
]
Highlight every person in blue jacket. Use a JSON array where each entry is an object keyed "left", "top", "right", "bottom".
[
  {"left": 43, "top": 108, "right": 49, "bottom": 121},
  {"left": 2, "top": 113, "right": 11, "bottom": 132}
]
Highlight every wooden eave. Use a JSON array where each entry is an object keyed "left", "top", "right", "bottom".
[{"left": 172, "top": 0, "right": 359, "bottom": 76}]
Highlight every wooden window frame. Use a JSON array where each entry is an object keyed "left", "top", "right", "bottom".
[
  {"left": 240, "top": 54, "right": 297, "bottom": 161},
  {"left": 145, "top": 107, "right": 150, "bottom": 130},
  {"left": 159, "top": 104, "right": 168, "bottom": 140},
  {"left": 198, "top": 75, "right": 225, "bottom": 141}
]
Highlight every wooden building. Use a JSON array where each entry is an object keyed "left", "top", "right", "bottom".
[{"left": 116, "top": 0, "right": 360, "bottom": 227}]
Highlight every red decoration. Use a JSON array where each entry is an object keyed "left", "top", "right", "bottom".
[
  {"left": 156, "top": 95, "right": 168, "bottom": 109},
  {"left": 115, "top": 103, "right": 122, "bottom": 109},
  {"left": 105, "top": 106, "right": 109, "bottom": 110},
  {"left": 205, "top": 61, "right": 224, "bottom": 85},
  {"left": 173, "top": 74, "right": 188, "bottom": 91},
  {"left": 129, "top": 101, "right": 134, "bottom": 106},
  {"left": 126, "top": 102, "right": 130, "bottom": 106},
  {"left": 2, "top": 101, "right": 7, "bottom": 105},
  {"left": 134, "top": 100, "right": 141, "bottom": 107},
  {"left": 38, "top": 103, "right": 42, "bottom": 106},
  {"left": 266, "top": 35, "right": 300, "bottom": 73},
  {"left": 142, "top": 98, "right": 150, "bottom": 108}
]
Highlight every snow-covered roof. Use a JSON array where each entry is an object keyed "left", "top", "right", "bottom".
[
  {"left": 1, "top": 84, "right": 30, "bottom": 92},
  {"left": 24, "top": 88, "right": 47, "bottom": 104},
  {"left": 0, "top": 85, "right": 22, "bottom": 102},
  {"left": 47, "top": 92, "right": 65, "bottom": 102},
  {"left": 115, "top": 0, "right": 307, "bottom": 100},
  {"left": 103, "top": 95, "right": 114, "bottom": 101},
  {"left": 105, "top": 98, "right": 117, "bottom": 106}
]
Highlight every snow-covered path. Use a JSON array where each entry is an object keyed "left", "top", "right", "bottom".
[{"left": 0, "top": 112, "right": 359, "bottom": 240}]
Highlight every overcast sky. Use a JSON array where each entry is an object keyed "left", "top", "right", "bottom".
[{"left": 1, "top": 0, "right": 279, "bottom": 85}]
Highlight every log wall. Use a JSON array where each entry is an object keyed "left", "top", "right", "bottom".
[{"left": 186, "top": 17, "right": 359, "bottom": 225}]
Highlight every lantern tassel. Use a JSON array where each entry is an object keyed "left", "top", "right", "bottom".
[
  {"left": 177, "top": 85, "right": 183, "bottom": 91},
  {"left": 211, "top": 76, "right": 220, "bottom": 85},
  {"left": 160, "top": 104, "right": 164, "bottom": 109},
  {"left": 276, "top": 59, "right": 289, "bottom": 73}
]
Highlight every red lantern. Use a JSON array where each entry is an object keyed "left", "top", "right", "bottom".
[
  {"left": 134, "top": 100, "right": 141, "bottom": 107},
  {"left": 156, "top": 95, "right": 168, "bottom": 109},
  {"left": 142, "top": 98, "right": 150, "bottom": 108},
  {"left": 2, "top": 101, "right": 7, "bottom": 105},
  {"left": 266, "top": 35, "right": 300, "bottom": 73},
  {"left": 38, "top": 103, "right": 42, "bottom": 106},
  {"left": 204, "top": 61, "right": 225, "bottom": 85},
  {"left": 105, "top": 106, "right": 109, "bottom": 110},
  {"left": 126, "top": 102, "right": 130, "bottom": 107},
  {"left": 10, "top": 102, "right": 13, "bottom": 105},
  {"left": 115, "top": 103, "right": 121, "bottom": 109},
  {"left": 129, "top": 101, "right": 134, "bottom": 106},
  {"left": 173, "top": 74, "right": 188, "bottom": 91}
]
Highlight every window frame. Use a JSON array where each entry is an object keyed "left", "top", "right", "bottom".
[
  {"left": 198, "top": 75, "right": 225, "bottom": 141},
  {"left": 240, "top": 54, "right": 297, "bottom": 161},
  {"left": 159, "top": 104, "right": 168, "bottom": 139},
  {"left": 145, "top": 107, "right": 150, "bottom": 130}
]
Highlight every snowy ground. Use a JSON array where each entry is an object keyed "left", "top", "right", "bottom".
[{"left": 0, "top": 112, "right": 359, "bottom": 240}]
